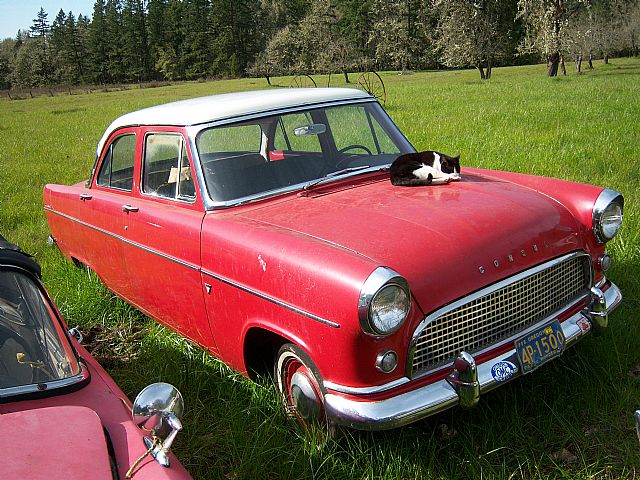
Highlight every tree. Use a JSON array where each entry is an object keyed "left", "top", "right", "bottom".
[
  {"left": 28, "top": 7, "right": 54, "bottom": 85},
  {"left": 436, "top": 0, "right": 516, "bottom": 79},
  {"left": 518, "top": 0, "right": 588, "bottom": 76},
  {"left": 368, "top": 0, "right": 433, "bottom": 72},
  {"left": 0, "top": 38, "right": 18, "bottom": 89},
  {"left": 88, "top": 0, "right": 109, "bottom": 83},
  {"left": 122, "top": 0, "right": 150, "bottom": 81}
]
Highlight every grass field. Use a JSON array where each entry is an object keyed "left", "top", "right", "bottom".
[{"left": 1, "top": 59, "right": 639, "bottom": 479}]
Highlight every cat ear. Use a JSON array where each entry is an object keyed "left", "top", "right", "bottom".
[{"left": 453, "top": 155, "right": 460, "bottom": 160}]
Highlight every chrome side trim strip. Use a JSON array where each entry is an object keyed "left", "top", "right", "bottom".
[
  {"left": 44, "top": 208, "right": 200, "bottom": 271},
  {"left": 324, "top": 280, "right": 621, "bottom": 431},
  {"left": 46, "top": 208, "right": 340, "bottom": 329},
  {"left": 324, "top": 377, "right": 410, "bottom": 395},
  {"left": 201, "top": 269, "right": 340, "bottom": 329}
]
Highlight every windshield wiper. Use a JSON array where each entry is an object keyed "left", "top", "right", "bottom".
[{"left": 303, "top": 166, "right": 372, "bottom": 191}]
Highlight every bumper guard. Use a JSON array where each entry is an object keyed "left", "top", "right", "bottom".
[{"left": 325, "top": 280, "right": 622, "bottom": 430}]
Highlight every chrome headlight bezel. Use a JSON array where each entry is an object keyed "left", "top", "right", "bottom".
[
  {"left": 359, "top": 267, "right": 410, "bottom": 336},
  {"left": 592, "top": 189, "right": 624, "bottom": 244}
]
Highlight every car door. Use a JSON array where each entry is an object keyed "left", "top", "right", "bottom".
[
  {"left": 48, "top": 130, "right": 137, "bottom": 293},
  {"left": 118, "top": 129, "right": 214, "bottom": 350}
]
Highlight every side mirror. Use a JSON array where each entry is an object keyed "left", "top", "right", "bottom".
[
  {"left": 132, "top": 382, "right": 184, "bottom": 467},
  {"left": 635, "top": 409, "right": 640, "bottom": 444}
]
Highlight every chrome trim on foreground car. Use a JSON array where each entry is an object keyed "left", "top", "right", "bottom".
[
  {"left": 0, "top": 365, "right": 90, "bottom": 400},
  {"left": 324, "top": 280, "right": 621, "bottom": 430}
]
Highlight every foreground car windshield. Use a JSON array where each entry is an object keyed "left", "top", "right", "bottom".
[
  {"left": 0, "top": 270, "right": 80, "bottom": 392},
  {"left": 196, "top": 102, "right": 413, "bottom": 202}
]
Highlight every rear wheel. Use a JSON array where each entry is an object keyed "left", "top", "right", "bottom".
[{"left": 275, "top": 343, "right": 325, "bottom": 424}]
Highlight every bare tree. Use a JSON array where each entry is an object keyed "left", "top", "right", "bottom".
[
  {"left": 518, "top": 0, "right": 588, "bottom": 76},
  {"left": 435, "top": 0, "right": 515, "bottom": 79}
]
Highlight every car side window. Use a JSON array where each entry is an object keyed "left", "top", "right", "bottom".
[
  {"left": 96, "top": 134, "right": 136, "bottom": 191},
  {"left": 143, "top": 133, "right": 195, "bottom": 201}
]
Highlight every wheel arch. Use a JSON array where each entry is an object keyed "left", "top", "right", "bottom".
[{"left": 242, "top": 324, "right": 311, "bottom": 381}]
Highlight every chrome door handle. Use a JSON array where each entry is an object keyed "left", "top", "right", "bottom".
[
  {"left": 122, "top": 204, "right": 139, "bottom": 213},
  {"left": 79, "top": 194, "right": 92, "bottom": 201}
]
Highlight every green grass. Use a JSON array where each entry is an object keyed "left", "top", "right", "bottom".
[{"left": 1, "top": 60, "right": 640, "bottom": 479}]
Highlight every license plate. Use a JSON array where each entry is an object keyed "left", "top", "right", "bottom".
[{"left": 515, "top": 320, "right": 565, "bottom": 374}]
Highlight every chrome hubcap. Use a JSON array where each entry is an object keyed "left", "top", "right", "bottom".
[{"left": 290, "top": 371, "right": 321, "bottom": 421}]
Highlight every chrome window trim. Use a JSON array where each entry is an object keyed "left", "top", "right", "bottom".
[
  {"left": 592, "top": 188, "right": 624, "bottom": 243},
  {"left": 0, "top": 264, "right": 89, "bottom": 399},
  {"left": 185, "top": 97, "right": 414, "bottom": 210},
  {"left": 140, "top": 132, "right": 197, "bottom": 205},
  {"left": 0, "top": 365, "right": 90, "bottom": 400},
  {"left": 95, "top": 132, "right": 137, "bottom": 192},
  {"left": 407, "top": 251, "right": 593, "bottom": 379}
]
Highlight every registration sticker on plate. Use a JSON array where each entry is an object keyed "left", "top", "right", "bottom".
[{"left": 515, "top": 320, "right": 565, "bottom": 374}]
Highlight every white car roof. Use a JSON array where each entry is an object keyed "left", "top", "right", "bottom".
[{"left": 96, "top": 88, "right": 373, "bottom": 156}]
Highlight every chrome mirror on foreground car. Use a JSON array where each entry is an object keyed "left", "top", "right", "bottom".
[{"left": 132, "top": 382, "right": 184, "bottom": 468}]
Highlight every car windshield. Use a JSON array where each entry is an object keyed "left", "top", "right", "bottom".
[
  {"left": 196, "top": 101, "right": 414, "bottom": 202},
  {"left": 0, "top": 269, "right": 81, "bottom": 393}
]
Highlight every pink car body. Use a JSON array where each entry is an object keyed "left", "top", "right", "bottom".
[
  {"left": 0, "top": 238, "right": 191, "bottom": 479},
  {"left": 43, "top": 88, "right": 623, "bottom": 429}
]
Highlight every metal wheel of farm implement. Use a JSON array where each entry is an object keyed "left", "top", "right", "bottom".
[
  {"left": 357, "top": 71, "right": 386, "bottom": 106},
  {"left": 289, "top": 75, "right": 317, "bottom": 88}
]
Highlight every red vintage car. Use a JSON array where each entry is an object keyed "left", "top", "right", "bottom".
[
  {"left": 0, "top": 235, "right": 191, "bottom": 479},
  {"left": 44, "top": 88, "right": 623, "bottom": 429}
]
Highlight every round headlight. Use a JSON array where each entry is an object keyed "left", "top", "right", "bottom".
[
  {"left": 359, "top": 267, "right": 410, "bottom": 336},
  {"left": 370, "top": 284, "right": 410, "bottom": 334},
  {"left": 593, "top": 189, "right": 624, "bottom": 243}
]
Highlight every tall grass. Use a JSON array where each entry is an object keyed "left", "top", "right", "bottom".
[{"left": 1, "top": 59, "right": 639, "bottom": 479}]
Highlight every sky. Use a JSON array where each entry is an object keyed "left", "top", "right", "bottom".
[{"left": 0, "top": 1, "right": 92, "bottom": 39}]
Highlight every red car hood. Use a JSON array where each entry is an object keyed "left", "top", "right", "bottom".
[
  {"left": 239, "top": 170, "right": 584, "bottom": 314},
  {"left": 1, "top": 405, "right": 112, "bottom": 480}
]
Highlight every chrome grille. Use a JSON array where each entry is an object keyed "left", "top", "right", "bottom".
[{"left": 410, "top": 253, "right": 592, "bottom": 377}]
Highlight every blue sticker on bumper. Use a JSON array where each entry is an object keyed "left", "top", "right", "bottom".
[{"left": 491, "top": 361, "right": 518, "bottom": 382}]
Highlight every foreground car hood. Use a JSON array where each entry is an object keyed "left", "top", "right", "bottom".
[
  {"left": 239, "top": 170, "right": 584, "bottom": 314},
  {"left": 1, "top": 405, "right": 112, "bottom": 480}
]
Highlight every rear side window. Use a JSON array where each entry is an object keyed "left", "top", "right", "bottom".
[
  {"left": 96, "top": 134, "right": 136, "bottom": 191},
  {"left": 143, "top": 134, "right": 195, "bottom": 201}
]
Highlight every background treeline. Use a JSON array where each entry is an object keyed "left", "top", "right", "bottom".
[{"left": 1, "top": 0, "right": 639, "bottom": 89}]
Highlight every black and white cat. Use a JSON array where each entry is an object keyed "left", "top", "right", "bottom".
[{"left": 390, "top": 151, "right": 461, "bottom": 186}]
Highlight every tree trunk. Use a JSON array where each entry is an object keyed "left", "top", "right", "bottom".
[
  {"left": 588, "top": 52, "right": 593, "bottom": 69},
  {"left": 486, "top": 58, "right": 492, "bottom": 80},
  {"left": 265, "top": 75, "right": 271, "bottom": 86},
  {"left": 603, "top": 53, "right": 609, "bottom": 64},
  {"left": 547, "top": 52, "right": 560, "bottom": 77},
  {"left": 342, "top": 70, "right": 350, "bottom": 83},
  {"left": 560, "top": 56, "right": 566, "bottom": 76},
  {"left": 576, "top": 54, "right": 582, "bottom": 73},
  {"left": 477, "top": 65, "right": 486, "bottom": 80}
]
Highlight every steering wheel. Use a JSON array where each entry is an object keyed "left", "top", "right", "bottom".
[{"left": 335, "top": 144, "right": 373, "bottom": 168}]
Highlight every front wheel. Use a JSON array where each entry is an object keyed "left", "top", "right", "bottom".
[{"left": 275, "top": 344, "right": 326, "bottom": 424}]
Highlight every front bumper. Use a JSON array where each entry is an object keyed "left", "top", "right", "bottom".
[{"left": 325, "top": 280, "right": 622, "bottom": 430}]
